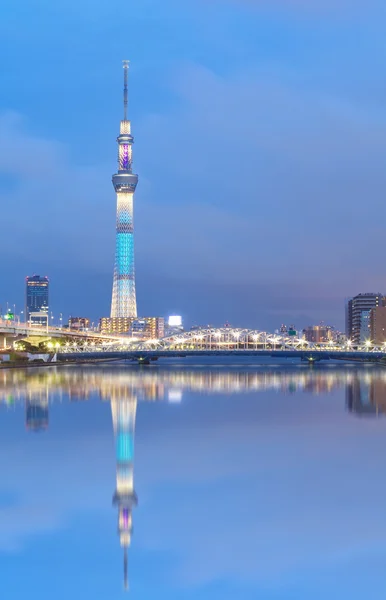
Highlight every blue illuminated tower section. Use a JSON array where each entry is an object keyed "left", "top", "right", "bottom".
[
  {"left": 112, "top": 393, "right": 138, "bottom": 590},
  {"left": 111, "top": 61, "right": 138, "bottom": 318}
]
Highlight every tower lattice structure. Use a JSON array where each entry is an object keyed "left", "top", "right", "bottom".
[{"left": 111, "top": 60, "right": 138, "bottom": 318}]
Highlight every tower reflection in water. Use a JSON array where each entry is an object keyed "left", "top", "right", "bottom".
[
  {"left": 111, "top": 388, "right": 138, "bottom": 590},
  {"left": 2, "top": 365, "right": 386, "bottom": 588}
]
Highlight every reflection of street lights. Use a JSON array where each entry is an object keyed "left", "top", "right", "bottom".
[{"left": 252, "top": 334, "right": 259, "bottom": 351}]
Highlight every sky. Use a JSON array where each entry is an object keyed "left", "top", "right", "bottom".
[
  {"left": 2, "top": 365, "right": 386, "bottom": 599},
  {"left": 1, "top": 0, "right": 386, "bottom": 330}
]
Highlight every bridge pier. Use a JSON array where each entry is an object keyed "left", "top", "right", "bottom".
[
  {"left": 0, "top": 333, "right": 9, "bottom": 349},
  {"left": 301, "top": 355, "right": 322, "bottom": 365},
  {"left": 137, "top": 357, "right": 151, "bottom": 365}
]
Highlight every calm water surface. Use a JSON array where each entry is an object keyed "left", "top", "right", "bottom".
[{"left": 1, "top": 361, "right": 386, "bottom": 599}]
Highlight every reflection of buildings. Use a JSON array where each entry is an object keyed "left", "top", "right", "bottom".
[
  {"left": 111, "top": 392, "right": 138, "bottom": 590},
  {"left": 3, "top": 365, "right": 386, "bottom": 589},
  {"left": 26, "top": 397, "right": 49, "bottom": 431},
  {"left": 25, "top": 390, "right": 49, "bottom": 431},
  {"left": 346, "top": 376, "right": 386, "bottom": 416},
  {"left": 2, "top": 367, "right": 386, "bottom": 406}
]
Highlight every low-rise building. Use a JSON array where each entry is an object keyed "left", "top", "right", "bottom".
[
  {"left": 303, "top": 325, "right": 331, "bottom": 344},
  {"left": 69, "top": 317, "right": 90, "bottom": 331},
  {"left": 100, "top": 316, "right": 165, "bottom": 339}
]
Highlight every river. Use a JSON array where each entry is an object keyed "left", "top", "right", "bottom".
[{"left": 1, "top": 361, "right": 386, "bottom": 599}]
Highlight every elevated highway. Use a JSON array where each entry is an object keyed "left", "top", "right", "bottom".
[{"left": 0, "top": 321, "right": 129, "bottom": 348}]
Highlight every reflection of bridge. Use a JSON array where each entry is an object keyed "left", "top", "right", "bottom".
[{"left": 58, "top": 327, "right": 386, "bottom": 364}]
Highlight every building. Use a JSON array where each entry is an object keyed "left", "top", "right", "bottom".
[
  {"left": 370, "top": 306, "right": 386, "bottom": 344},
  {"left": 130, "top": 317, "right": 164, "bottom": 339},
  {"left": 164, "top": 315, "right": 184, "bottom": 337},
  {"left": 68, "top": 317, "right": 90, "bottom": 331},
  {"left": 288, "top": 325, "right": 297, "bottom": 337},
  {"left": 100, "top": 317, "right": 165, "bottom": 339},
  {"left": 303, "top": 325, "right": 331, "bottom": 344},
  {"left": 110, "top": 61, "right": 139, "bottom": 320},
  {"left": 26, "top": 275, "right": 49, "bottom": 324},
  {"left": 346, "top": 294, "right": 384, "bottom": 344}
]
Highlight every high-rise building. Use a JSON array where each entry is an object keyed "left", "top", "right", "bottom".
[
  {"left": 110, "top": 61, "right": 138, "bottom": 320},
  {"left": 370, "top": 306, "right": 386, "bottom": 344},
  {"left": 346, "top": 294, "right": 384, "bottom": 344},
  {"left": 26, "top": 275, "right": 49, "bottom": 324}
]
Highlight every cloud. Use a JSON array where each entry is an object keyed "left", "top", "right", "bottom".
[
  {"left": 2, "top": 48, "right": 386, "bottom": 327},
  {"left": 0, "top": 112, "right": 113, "bottom": 269},
  {"left": 136, "top": 61, "right": 386, "bottom": 319}
]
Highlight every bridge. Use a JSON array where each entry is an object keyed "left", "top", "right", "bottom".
[{"left": 57, "top": 327, "right": 386, "bottom": 364}]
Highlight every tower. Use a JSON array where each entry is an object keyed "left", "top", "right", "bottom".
[
  {"left": 111, "top": 60, "right": 138, "bottom": 319},
  {"left": 111, "top": 391, "right": 138, "bottom": 590}
]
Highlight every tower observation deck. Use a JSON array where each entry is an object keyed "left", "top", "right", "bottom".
[{"left": 111, "top": 60, "right": 138, "bottom": 318}]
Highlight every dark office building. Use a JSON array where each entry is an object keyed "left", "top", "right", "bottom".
[{"left": 26, "top": 275, "right": 49, "bottom": 323}]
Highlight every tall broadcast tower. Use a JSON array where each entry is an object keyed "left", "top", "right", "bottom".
[{"left": 111, "top": 61, "right": 138, "bottom": 319}]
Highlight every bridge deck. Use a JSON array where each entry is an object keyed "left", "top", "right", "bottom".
[{"left": 57, "top": 349, "right": 386, "bottom": 363}]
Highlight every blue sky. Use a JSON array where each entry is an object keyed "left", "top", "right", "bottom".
[
  {"left": 2, "top": 365, "right": 386, "bottom": 598},
  {"left": 1, "top": 0, "right": 386, "bottom": 329}
]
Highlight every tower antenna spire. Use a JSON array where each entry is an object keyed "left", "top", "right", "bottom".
[{"left": 123, "top": 60, "right": 129, "bottom": 121}]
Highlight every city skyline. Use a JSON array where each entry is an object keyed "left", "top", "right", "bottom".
[{"left": 1, "top": 0, "right": 386, "bottom": 331}]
